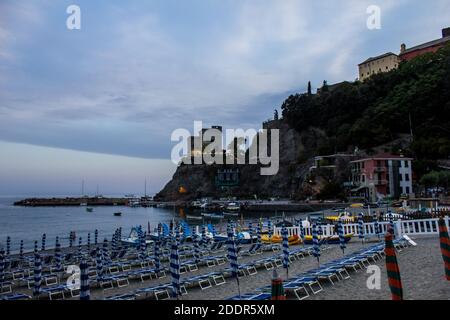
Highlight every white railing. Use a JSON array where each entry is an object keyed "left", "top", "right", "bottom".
[{"left": 272, "top": 217, "right": 450, "bottom": 238}]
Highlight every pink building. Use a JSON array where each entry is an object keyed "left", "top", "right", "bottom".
[{"left": 350, "top": 153, "right": 413, "bottom": 202}]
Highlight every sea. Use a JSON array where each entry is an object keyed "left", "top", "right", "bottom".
[{"left": 0, "top": 196, "right": 186, "bottom": 253}]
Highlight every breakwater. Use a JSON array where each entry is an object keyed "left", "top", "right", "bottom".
[{"left": 14, "top": 197, "right": 129, "bottom": 207}]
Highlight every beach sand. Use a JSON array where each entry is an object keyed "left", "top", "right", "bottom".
[{"left": 9, "top": 235, "right": 450, "bottom": 300}]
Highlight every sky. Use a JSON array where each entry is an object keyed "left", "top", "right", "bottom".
[{"left": 0, "top": 0, "right": 449, "bottom": 196}]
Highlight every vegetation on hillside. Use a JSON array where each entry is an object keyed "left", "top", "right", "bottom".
[{"left": 281, "top": 44, "right": 450, "bottom": 168}]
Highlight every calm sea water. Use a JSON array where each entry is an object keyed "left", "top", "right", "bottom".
[{"left": 0, "top": 197, "right": 185, "bottom": 253}]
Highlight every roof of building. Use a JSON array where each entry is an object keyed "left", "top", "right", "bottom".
[
  {"left": 358, "top": 52, "right": 398, "bottom": 66},
  {"left": 400, "top": 36, "right": 450, "bottom": 55},
  {"left": 351, "top": 153, "right": 413, "bottom": 163}
]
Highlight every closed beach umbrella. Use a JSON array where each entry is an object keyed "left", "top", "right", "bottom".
[
  {"left": 358, "top": 213, "right": 365, "bottom": 242},
  {"left": 385, "top": 230, "right": 403, "bottom": 300},
  {"left": 282, "top": 225, "right": 290, "bottom": 279},
  {"left": 299, "top": 221, "right": 305, "bottom": 243},
  {"left": 78, "top": 237, "right": 83, "bottom": 260},
  {"left": 79, "top": 259, "right": 90, "bottom": 300},
  {"left": 6, "top": 236, "right": 10, "bottom": 257},
  {"left": 102, "top": 238, "right": 110, "bottom": 265},
  {"left": 41, "top": 234, "right": 46, "bottom": 252},
  {"left": 69, "top": 232, "right": 73, "bottom": 248},
  {"left": 438, "top": 217, "right": 450, "bottom": 281},
  {"left": 169, "top": 237, "right": 181, "bottom": 299},
  {"left": 55, "top": 237, "right": 63, "bottom": 273},
  {"left": 248, "top": 222, "right": 253, "bottom": 238},
  {"left": 0, "top": 248, "right": 5, "bottom": 283},
  {"left": 154, "top": 237, "right": 161, "bottom": 274},
  {"left": 19, "top": 240, "right": 24, "bottom": 261},
  {"left": 193, "top": 234, "right": 201, "bottom": 264},
  {"left": 201, "top": 225, "right": 207, "bottom": 247},
  {"left": 312, "top": 224, "right": 320, "bottom": 265},
  {"left": 33, "top": 242, "right": 42, "bottom": 299},
  {"left": 175, "top": 224, "right": 180, "bottom": 244},
  {"left": 226, "top": 222, "right": 240, "bottom": 298},
  {"left": 94, "top": 229, "right": 98, "bottom": 245},
  {"left": 87, "top": 233, "right": 91, "bottom": 250},
  {"left": 374, "top": 219, "right": 381, "bottom": 239},
  {"left": 95, "top": 247, "right": 103, "bottom": 282},
  {"left": 388, "top": 212, "right": 395, "bottom": 236},
  {"left": 267, "top": 219, "right": 273, "bottom": 239},
  {"left": 271, "top": 269, "right": 286, "bottom": 300},
  {"left": 338, "top": 222, "right": 346, "bottom": 254},
  {"left": 257, "top": 222, "right": 262, "bottom": 244}
]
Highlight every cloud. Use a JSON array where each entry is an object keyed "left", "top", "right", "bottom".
[{"left": 0, "top": 0, "right": 448, "bottom": 161}]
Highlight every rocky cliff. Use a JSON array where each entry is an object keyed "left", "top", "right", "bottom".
[{"left": 155, "top": 120, "right": 333, "bottom": 201}]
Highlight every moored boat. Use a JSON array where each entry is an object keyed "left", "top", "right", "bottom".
[{"left": 114, "top": 212, "right": 122, "bottom": 216}]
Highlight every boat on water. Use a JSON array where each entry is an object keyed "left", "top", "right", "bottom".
[
  {"left": 223, "top": 211, "right": 239, "bottom": 217},
  {"left": 225, "top": 202, "right": 240, "bottom": 211},
  {"left": 201, "top": 212, "right": 224, "bottom": 219},
  {"left": 326, "top": 212, "right": 355, "bottom": 223},
  {"left": 114, "top": 212, "right": 122, "bottom": 217},
  {"left": 86, "top": 208, "right": 93, "bottom": 212},
  {"left": 186, "top": 214, "right": 203, "bottom": 221},
  {"left": 80, "top": 202, "right": 87, "bottom": 206}
]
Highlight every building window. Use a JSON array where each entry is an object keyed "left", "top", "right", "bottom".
[
  {"left": 362, "top": 175, "right": 366, "bottom": 183},
  {"left": 405, "top": 174, "right": 410, "bottom": 181},
  {"left": 399, "top": 174, "right": 403, "bottom": 181},
  {"left": 406, "top": 187, "right": 410, "bottom": 194},
  {"left": 404, "top": 161, "right": 409, "bottom": 168}
]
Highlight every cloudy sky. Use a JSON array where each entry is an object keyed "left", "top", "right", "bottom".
[{"left": 0, "top": 0, "right": 449, "bottom": 196}]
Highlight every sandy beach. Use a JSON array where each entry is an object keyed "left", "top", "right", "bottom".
[{"left": 5, "top": 234, "right": 448, "bottom": 301}]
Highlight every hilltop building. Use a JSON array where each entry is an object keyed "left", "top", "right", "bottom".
[
  {"left": 358, "top": 52, "right": 399, "bottom": 81},
  {"left": 358, "top": 27, "right": 450, "bottom": 81},
  {"left": 400, "top": 28, "right": 450, "bottom": 61},
  {"left": 349, "top": 153, "right": 413, "bottom": 202}
]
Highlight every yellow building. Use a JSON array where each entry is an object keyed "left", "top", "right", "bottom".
[{"left": 358, "top": 52, "right": 399, "bottom": 81}]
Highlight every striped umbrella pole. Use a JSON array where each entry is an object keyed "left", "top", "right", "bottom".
[
  {"left": 194, "top": 234, "right": 201, "bottom": 264},
  {"left": 41, "top": 234, "right": 46, "bottom": 252},
  {"left": 6, "top": 236, "right": 10, "bottom": 257},
  {"left": 87, "top": 233, "right": 91, "bottom": 251},
  {"left": 79, "top": 259, "right": 90, "bottom": 300},
  {"left": 201, "top": 225, "right": 207, "bottom": 247},
  {"left": 78, "top": 237, "right": 83, "bottom": 260},
  {"left": 388, "top": 212, "right": 395, "bottom": 236},
  {"left": 438, "top": 217, "right": 450, "bottom": 281},
  {"left": 175, "top": 224, "right": 181, "bottom": 244},
  {"left": 299, "top": 221, "right": 305, "bottom": 244},
  {"left": 94, "top": 229, "right": 98, "bottom": 245},
  {"left": 33, "top": 242, "right": 42, "bottom": 299},
  {"left": 374, "top": 219, "right": 380, "bottom": 240},
  {"left": 95, "top": 247, "right": 103, "bottom": 282},
  {"left": 282, "top": 225, "right": 290, "bottom": 279},
  {"left": 19, "top": 240, "right": 24, "bottom": 261},
  {"left": 248, "top": 222, "right": 253, "bottom": 238},
  {"left": 257, "top": 222, "right": 262, "bottom": 244},
  {"left": 102, "top": 238, "right": 109, "bottom": 266},
  {"left": 69, "top": 232, "right": 73, "bottom": 248},
  {"left": 271, "top": 269, "right": 286, "bottom": 300},
  {"left": 55, "top": 237, "right": 62, "bottom": 273},
  {"left": 338, "top": 221, "right": 346, "bottom": 254},
  {"left": 267, "top": 219, "right": 273, "bottom": 240},
  {"left": 312, "top": 224, "right": 320, "bottom": 266},
  {"left": 154, "top": 236, "right": 161, "bottom": 274},
  {"left": 226, "top": 222, "right": 240, "bottom": 298},
  {"left": 358, "top": 213, "right": 365, "bottom": 243},
  {"left": 0, "top": 247, "right": 5, "bottom": 284},
  {"left": 169, "top": 237, "right": 180, "bottom": 299},
  {"left": 385, "top": 231, "right": 403, "bottom": 300}
]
